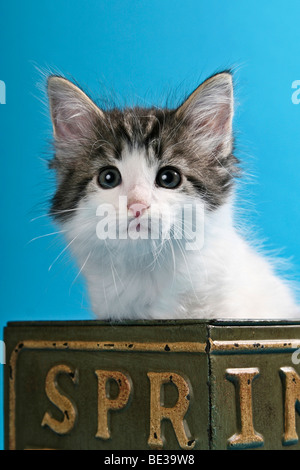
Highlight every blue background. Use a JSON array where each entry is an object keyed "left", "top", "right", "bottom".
[{"left": 1, "top": 0, "right": 300, "bottom": 449}]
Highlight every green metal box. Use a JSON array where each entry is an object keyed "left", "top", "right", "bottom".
[{"left": 4, "top": 320, "right": 300, "bottom": 450}]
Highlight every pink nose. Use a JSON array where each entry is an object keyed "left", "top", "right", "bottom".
[{"left": 128, "top": 203, "right": 149, "bottom": 218}]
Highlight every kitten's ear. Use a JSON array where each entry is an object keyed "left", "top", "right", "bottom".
[
  {"left": 176, "top": 72, "right": 234, "bottom": 155},
  {"left": 47, "top": 76, "right": 104, "bottom": 141}
]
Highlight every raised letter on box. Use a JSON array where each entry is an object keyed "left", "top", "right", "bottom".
[
  {"left": 147, "top": 372, "right": 194, "bottom": 450},
  {"left": 226, "top": 367, "right": 264, "bottom": 449},
  {"left": 280, "top": 367, "right": 300, "bottom": 445},
  {"left": 41, "top": 364, "right": 78, "bottom": 434},
  {"left": 95, "top": 370, "right": 131, "bottom": 440}
]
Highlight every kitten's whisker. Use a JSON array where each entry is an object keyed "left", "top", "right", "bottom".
[
  {"left": 103, "top": 241, "right": 126, "bottom": 291},
  {"left": 102, "top": 278, "right": 109, "bottom": 314},
  {"left": 143, "top": 239, "right": 161, "bottom": 270},
  {"left": 30, "top": 207, "right": 91, "bottom": 222},
  {"left": 171, "top": 221, "right": 203, "bottom": 252},
  {"left": 69, "top": 250, "right": 92, "bottom": 293},
  {"left": 147, "top": 238, "right": 167, "bottom": 271},
  {"left": 108, "top": 251, "right": 123, "bottom": 307},
  {"left": 27, "top": 230, "right": 67, "bottom": 244},
  {"left": 173, "top": 237, "right": 199, "bottom": 302},
  {"left": 30, "top": 213, "right": 50, "bottom": 222},
  {"left": 166, "top": 237, "right": 177, "bottom": 288},
  {"left": 48, "top": 232, "right": 81, "bottom": 272}
]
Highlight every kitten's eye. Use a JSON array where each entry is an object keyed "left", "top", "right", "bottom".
[
  {"left": 98, "top": 167, "right": 122, "bottom": 189},
  {"left": 156, "top": 167, "right": 181, "bottom": 189}
]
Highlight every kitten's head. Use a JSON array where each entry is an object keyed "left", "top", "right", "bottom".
[{"left": 47, "top": 72, "right": 238, "bottom": 253}]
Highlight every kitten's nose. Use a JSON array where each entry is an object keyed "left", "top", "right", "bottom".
[{"left": 128, "top": 203, "right": 149, "bottom": 218}]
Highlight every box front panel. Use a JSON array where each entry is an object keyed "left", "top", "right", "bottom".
[
  {"left": 5, "top": 321, "right": 300, "bottom": 450},
  {"left": 5, "top": 322, "right": 209, "bottom": 450},
  {"left": 209, "top": 324, "right": 300, "bottom": 450}
]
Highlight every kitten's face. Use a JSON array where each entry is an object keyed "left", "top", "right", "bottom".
[{"left": 48, "top": 73, "right": 238, "bottom": 251}]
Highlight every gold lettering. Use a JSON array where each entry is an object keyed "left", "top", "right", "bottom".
[
  {"left": 95, "top": 370, "right": 131, "bottom": 440},
  {"left": 226, "top": 367, "right": 264, "bottom": 449},
  {"left": 147, "top": 372, "right": 194, "bottom": 450},
  {"left": 41, "top": 364, "right": 78, "bottom": 434},
  {"left": 280, "top": 367, "right": 300, "bottom": 445}
]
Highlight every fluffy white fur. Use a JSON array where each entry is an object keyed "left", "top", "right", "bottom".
[
  {"left": 63, "top": 191, "right": 300, "bottom": 321},
  {"left": 48, "top": 73, "right": 300, "bottom": 321}
]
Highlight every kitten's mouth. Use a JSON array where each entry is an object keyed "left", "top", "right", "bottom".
[{"left": 111, "top": 213, "right": 172, "bottom": 240}]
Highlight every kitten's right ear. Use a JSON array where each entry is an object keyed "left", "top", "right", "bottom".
[
  {"left": 47, "top": 76, "right": 104, "bottom": 141},
  {"left": 175, "top": 72, "right": 234, "bottom": 156}
]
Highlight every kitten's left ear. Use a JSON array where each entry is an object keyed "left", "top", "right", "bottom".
[
  {"left": 176, "top": 72, "right": 234, "bottom": 155},
  {"left": 47, "top": 76, "right": 104, "bottom": 141}
]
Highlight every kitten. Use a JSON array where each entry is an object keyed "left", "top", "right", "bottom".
[{"left": 47, "top": 72, "right": 300, "bottom": 321}]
